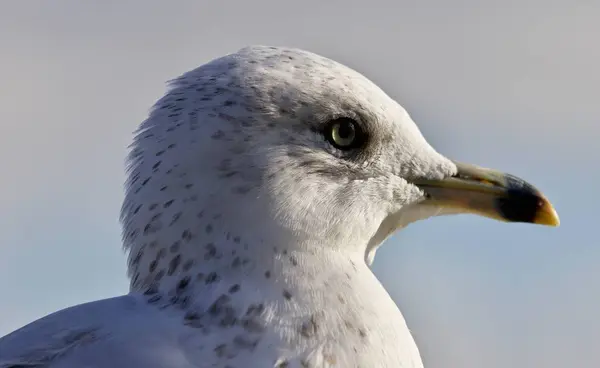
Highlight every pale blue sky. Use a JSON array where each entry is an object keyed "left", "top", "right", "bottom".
[{"left": 0, "top": 1, "right": 598, "bottom": 367}]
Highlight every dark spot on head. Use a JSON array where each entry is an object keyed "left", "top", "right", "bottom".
[
  {"left": 148, "top": 295, "right": 162, "bottom": 304},
  {"left": 233, "top": 335, "right": 259, "bottom": 351},
  {"left": 183, "top": 259, "right": 194, "bottom": 271},
  {"left": 170, "top": 241, "right": 181, "bottom": 253},
  {"left": 300, "top": 315, "right": 318, "bottom": 338},
  {"left": 177, "top": 276, "right": 190, "bottom": 292},
  {"left": 228, "top": 284, "right": 240, "bottom": 293},
  {"left": 164, "top": 200, "right": 174, "bottom": 208},
  {"left": 204, "top": 243, "right": 217, "bottom": 259},
  {"left": 214, "top": 343, "right": 227, "bottom": 358},
  {"left": 184, "top": 311, "right": 201, "bottom": 321},
  {"left": 205, "top": 224, "right": 213, "bottom": 234},
  {"left": 170, "top": 212, "right": 182, "bottom": 226},
  {"left": 264, "top": 271, "right": 271, "bottom": 279},
  {"left": 211, "top": 130, "right": 225, "bottom": 139},
  {"left": 182, "top": 229, "right": 193, "bottom": 242},
  {"left": 144, "top": 284, "right": 158, "bottom": 295},
  {"left": 168, "top": 255, "right": 181, "bottom": 275},
  {"left": 289, "top": 256, "right": 298, "bottom": 266},
  {"left": 283, "top": 290, "right": 292, "bottom": 300},
  {"left": 245, "top": 303, "right": 265, "bottom": 317},
  {"left": 208, "top": 294, "right": 231, "bottom": 315},
  {"left": 205, "top": 272, "right": 219, "bottom": 284},
  {"left": 154, "top": 269, "right": 165, "bottom": 281}
]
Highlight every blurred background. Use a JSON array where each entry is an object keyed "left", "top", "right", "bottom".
[{"left": 0, "top": 1, "right": 597, "bottom": 367}]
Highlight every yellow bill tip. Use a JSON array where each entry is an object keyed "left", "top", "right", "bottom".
[{"left": 533, "top": 200, "right": 560, "bottom": 227}]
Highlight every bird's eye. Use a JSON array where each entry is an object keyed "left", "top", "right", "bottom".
[{"left": 325, "top": 118, "right": 363, "bottom": 150}]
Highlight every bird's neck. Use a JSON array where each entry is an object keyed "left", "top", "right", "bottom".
[
  {"left": 128, "top": 234, "right": 422, "bottom": 367},
  {"left": 128, "top": 223, "right": 364, "bottom": 297}
]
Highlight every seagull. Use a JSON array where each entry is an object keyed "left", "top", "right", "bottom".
[{"left": 0, "top": 46, "right": 559, "bottom": 368}]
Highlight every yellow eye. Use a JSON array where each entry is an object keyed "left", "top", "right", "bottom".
[{"left": 327, "top": 118, "right": 359, "bottom": 149}]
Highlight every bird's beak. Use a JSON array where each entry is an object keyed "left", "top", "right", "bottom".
[{"left": 412, "top": 161, "right": 560, "bottom": 226}]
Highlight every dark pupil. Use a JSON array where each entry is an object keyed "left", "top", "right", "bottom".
[{"left": 337, "top": 122, "right": 354, "bottom": 139}]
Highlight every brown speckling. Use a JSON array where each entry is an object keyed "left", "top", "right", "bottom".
[
  {"left": 147, "top": 295, "right": 161, "bottom": 304},
  {"left": 169, "top": 212, "right": 182, "bottom": 226},
  {"left": 143, "top": 221, "right": 162, "bottom": 235},
  {"left": 220, "top": 307, "right": 237, "bottom": 327},
  {"left": 184, "top": 311, "right": 202, "bottom": 321},
  {"left": 214, "top": 343, "right": 227, "bottom": 358},
  {"left": 154, "top": 269, "right": 165, "bottom": 282},
  {"left": 181, "top": 229, "right": 193, "bottom": 242},
  {"left": 245, "top": 303, "right": 265, "bottom": 317},
  {"left": 208, "top": 294, "right": 231, "bottom": 316},
  {"left": 283, "top": 290, "right": 292, "bottom": 300},
  {"left": 205, "top": 272, "right": 219, "bottom": 284},
  {"left": 300, "top": 315, "right": 318, "bottom": 338},
  {"left": 204, "top": 243, "right": 217, "bottom": 259},
  {"left": 183, "top": 259, "right": 194, "bottom": 271},
  {"left": 240, "top": 316, "right": 265, "bottom": 333},
  {"left": 177, "top": 276, "right": 190, "bottom": 292},
  {"left": 168, "top": 254, "right": 181, "bottom": 275},
  {"left": 170, "top": 241, "right": 181, "bottom": 253},
  {"left": 233, "top": 335, "right": 259, "bottom": 350}
]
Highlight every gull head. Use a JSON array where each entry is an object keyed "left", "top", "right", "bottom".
[{"left": 121, "top": 46, "right": 559, "bottom": 284}]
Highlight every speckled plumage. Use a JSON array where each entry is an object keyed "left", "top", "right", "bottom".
[{"left": 0, "top": 46, "right": 461, "bottom": 368}]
